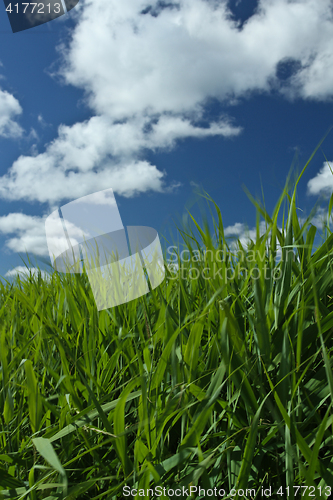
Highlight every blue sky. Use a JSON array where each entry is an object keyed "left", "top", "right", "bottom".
[{"left": 0, "top": 0, "right": 333, "bottom": 281}]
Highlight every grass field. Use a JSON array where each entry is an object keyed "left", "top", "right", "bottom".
[{"left": 1, "top": 148, "right": 333, "bottom": 499}]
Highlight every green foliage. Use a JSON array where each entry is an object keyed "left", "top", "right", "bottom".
[{"left": 1, "top": 148, "right": 333, "bottom": 499}]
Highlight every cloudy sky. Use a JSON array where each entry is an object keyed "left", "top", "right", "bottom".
[{"left": 0, "top": 0, "right": 333, "bottom": 279}]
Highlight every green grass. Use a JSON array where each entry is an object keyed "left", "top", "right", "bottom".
[{"left": 1, "top": 148, "right": 333, "bottom": 499}]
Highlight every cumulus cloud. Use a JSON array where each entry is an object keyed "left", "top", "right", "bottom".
[
  {"left": 5, "top": 266, "right": 51, "bottom": 281},
  {"left": 307, "top": 161, "right": 333, "bottom": 196},
  {"left": 0, "top": 87, "right": 23, "bottom": 138},
  {"left": 224, "top": 220, "right": 273, "bottom": 253},
  {"left": 304, "top": 205, "right": 333, "bottom": 232},
  {"left": 0, "top": 155, "right": 167, "bottom": 204},
  {"left": 0, "top": 213, "right": 49, "bottom": 256},
  {"left": 60, "top": 0, "right": 333, "bottom": 117},
  {"left": 0, "top": 114, "right": 237, "bottom": 204}
]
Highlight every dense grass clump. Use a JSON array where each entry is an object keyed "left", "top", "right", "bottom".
[{"left": 1, "top": 153, "right": 333, "bottom": 499}]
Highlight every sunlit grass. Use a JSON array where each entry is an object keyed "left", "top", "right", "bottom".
[{"left": 1, "top": 144, "right": 333, "bottom": 499}]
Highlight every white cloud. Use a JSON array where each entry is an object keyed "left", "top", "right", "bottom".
[
  {"left": 37, "top": 114, "right": 52, "bottom": 129},
  {"left": 224, "top": 222, "right": 249, "bottom": 238},
  {"left": 0, "top": 114, "right": 236, "bottom": 204},
  {"left": 0, "top": 154, "right": 167, "bottom": 204},
  {"left": 307, "top": 161, "right": 333, "bottom": 196},
  {"left": 60, "top": 0, "right": 333, "bottom": 118},
  {"left": 0, "top": 87, "right": 23, "bottom": 138},
  {"left": 5, "top": 266, "right": 51, "bottom": 281},
  {"left": 305, "top": 205, "right": 333, "bottom": 232},
  {"left": 0, "top": 213, "right": 49, "bottom": 256},
  {"left": 148, "top": 115, "right": 241, "bottom": 149},
  {"left": 224, "top": 220, "right": 272, "bottom": 252},
  {"left": 224, "top": 219, "right": 301, "bottom": 262}
]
